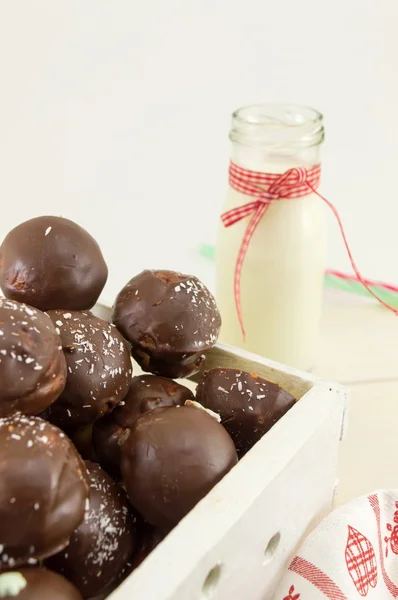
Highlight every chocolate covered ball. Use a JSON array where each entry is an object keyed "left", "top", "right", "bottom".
[
  {"left": 113, "top": 270, "right": 221, "bottom": 378},
  {"left": 0, "top": 569, "right": 83, "bottom": 600},
  {"left": 68, "top": 425, "right": 98, "bottom": 462},
  {"left": 0, "top": 415, "right": 89, "bottom": 568},
  {"left": 129, "top": 522, "right": 164, "bottom": 571},
  {"left": 46, "top": 461, "right": 138, "bottom": 598},
  {"left": 121, "top": 405, "right": 238, "bottom": 532},
  {"left": 0, "top": 216, "right": 108, "bottom": 311},
  {"left": 196, "top": 368, "right": 296, "bottom": 455},
  {"left": 0, "top": 299, "right": 67, "bottom": 417},
  {"left": 43, "top": 310, "right": 133, "bottom": 428},
  {"left": 93, "top": 375, "right": 194, "bottom": 478}
]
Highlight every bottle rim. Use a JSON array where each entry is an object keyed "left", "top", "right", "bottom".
[{"left": 230, "top": 103, "right": 325, "bottom": 149}]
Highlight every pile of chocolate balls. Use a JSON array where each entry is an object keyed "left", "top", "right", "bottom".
[{"left": 0, "top": 216, "right": 295, "bottom": 599}]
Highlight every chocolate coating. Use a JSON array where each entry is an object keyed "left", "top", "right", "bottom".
[
  {"left": 46, "top": 461, "right": 138, "bottom": 598},
  {"left": 0, "top": 568, "right": 83, "bottom": 600},
  {"left": 0, "top": 299, "right": 67, "bottom": 417},
  {"left": 121, "top": 405, "right": 238, "bottom": 531},
  {"left": 93, "top": 375, "right": 194, "bottom": 478},
  {"left": 196, "top": 368, "right": 296, "bottom": 455},
  {"left": 0, "top": 415, "right": 89, "bottom": 568},
  {"left": 69, "top": 425, "right": 98, "bottom": 462},
  {"left": 113, "top": 270, "right": 221, "bottom": 378},
  {"left": 129, "top": 522, "right": 164, "bottom": 571},
  {"left": 0, "top": 216, "right": 108, "bottom": 311},
  {"left": 44, "top": 310, "right": 133, "bottom": 428}
]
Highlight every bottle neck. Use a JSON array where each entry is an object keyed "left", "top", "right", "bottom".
[
  {"left": 230, "top": 141, "right": 322, "bottom": 173},
  {"left": 229, "top": 103, "right": 324, "bottom": 173}
]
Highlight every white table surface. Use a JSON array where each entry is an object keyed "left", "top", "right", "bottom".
[{"left": 314, "top": 291, "right": 398, "bottom": 506}]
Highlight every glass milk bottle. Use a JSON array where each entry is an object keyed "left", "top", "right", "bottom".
[{"left": 216, "top": 104, "right": 326, "bottom": 371}]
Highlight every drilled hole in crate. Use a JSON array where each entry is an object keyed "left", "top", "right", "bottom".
[
  {"left": 201, "top": 564, "right": 223, "bottom": 598},
  {"left": 263, "top": 532, "right": 281, "bottom": 564}
]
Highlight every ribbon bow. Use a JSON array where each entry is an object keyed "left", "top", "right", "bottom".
[{"left": 221, "top": 161, "right": 397, "bottom": 338}]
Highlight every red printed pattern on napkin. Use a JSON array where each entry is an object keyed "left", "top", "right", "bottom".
[
  {"left": 283, "top": 585, "right": 300, "bottom": 600},
  {"left": 369, "top": 493, "right": 398, "bottom": 597},
  {"left": 345, "top": 525, "right": 378, "bottom": 596},
  {"left": 385, "top": 502, "right": 398, "bottom": 557},
  {"left": 273, "top": 491, "right": 398, "bottom": 600},
  {"left": 289, "top": 556, "right": 347, "bottom": 599}
]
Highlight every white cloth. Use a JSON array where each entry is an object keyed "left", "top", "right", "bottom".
[{"left": 273, "top": 490, "right": 398, "bottom": 599}]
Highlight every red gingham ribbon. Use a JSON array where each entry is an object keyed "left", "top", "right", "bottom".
[{"left": 221, "top": 161, "right": 398, "bottom": 338}]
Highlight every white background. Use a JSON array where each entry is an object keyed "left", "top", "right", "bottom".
[{"left": 0, "top": 1, "right": 397, "bottom": 303}]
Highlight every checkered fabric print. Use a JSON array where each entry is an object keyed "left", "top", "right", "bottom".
[
  {"left": 228, "top": 161, "right": 321, "bottom": 202},
  {"left": 345, "top": 526, "right": 377, "bottom": 595}
]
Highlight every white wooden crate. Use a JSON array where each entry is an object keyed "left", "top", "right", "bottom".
[{"left": 93, "top": 305, "right": 348, "bottom": 600}]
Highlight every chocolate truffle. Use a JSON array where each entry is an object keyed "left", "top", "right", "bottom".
[
  {"left": 44, "top": 310, "right": 132, "bottom": 428},
  {"left": 0, "top": 299, "right": 67, "bottom": 417},
  {"left": 0, "top": 568, "right": 83, "bottom": 600},
  {"left": 0, "top": 216, "right": 108, "bottom": 311},
  {"left": 129, "top": 522, "right": 164, "bottom": 571},
  {"left": 196, "top": 368, "right": 296, "bottom": 455},
  {"left": 121, "top": 405, "right": 238, "bottom": 531},
  {"left": 46, "top": 461, "right": 138, "bottom": 599},
  {"left": 92, "top": 375, "right": 194, "bottom": 478},
  {"left": 69, "top": 425, "right": 98, "bottom": 462},
  {"left": 0, "top": 415, "right": 89, "bottom": 568},
  {"left": 113, "top": 270, "right": 221, "bottom": 378}
]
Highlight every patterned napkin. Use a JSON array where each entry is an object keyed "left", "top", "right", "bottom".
[{"left": 273, "top": 490, "right": 398, "bottom": 599}]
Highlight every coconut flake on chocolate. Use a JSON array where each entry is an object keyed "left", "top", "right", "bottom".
[
  {"left": 196, "top": 368, "right": 296, "bottom": 455},
  {"left": 0, "top": 568, "right": 83, "bottom": 600},
  {"left": 46, "top": 461, "right": 138, "bottom": 598},
  {"left": 0, "top": 216, "right": 108, "bottom": 311},
  {"left": 0, "top": 299, "right": 66, "bottom": 417},
  {"left": 0, "top": 415, "right": 89, "bottom": 568},
  {"left": 184, "top": 399, "right": 221, "bottom": 422},
  {"left": 112, "top": 270, "right": 221, "bottom": 378},
  {"left": 43, "top": 311, "right": 132, "bottom": 428}
]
